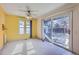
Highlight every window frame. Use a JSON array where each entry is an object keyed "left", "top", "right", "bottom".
[
  {"left": 19, "top": 19, "right": 25, "bottom": 34},
  {"left": 26, "top": 20, "right": 30, "bottom": 34}
]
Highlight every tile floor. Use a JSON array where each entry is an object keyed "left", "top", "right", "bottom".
[{"left": 0, "top": 39, "right": 74, "bottom": 55}]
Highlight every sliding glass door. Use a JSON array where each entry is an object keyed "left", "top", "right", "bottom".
[
  {"left": 42, "top": 12, "right": 72, "bottom": 50},
  {"left": 42, "top": 19, "right": 51, "bottom": 41},
  {"left": 52, "top": 15, "right": 70, "bottom": 48}
]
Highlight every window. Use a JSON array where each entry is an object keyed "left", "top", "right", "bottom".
[
  {"left": 26, "top": 20, "right": 30, "bottom": 34},
  {"left": 19, "top": 20, "right": 24, "bottom": 34},
  {"left": 19, "top": 18, "right": 31, "bottom": 37}
]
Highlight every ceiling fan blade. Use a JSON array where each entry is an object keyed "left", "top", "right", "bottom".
[
  {"left": 25, "top": 6, "right": 38, "bottom": 12},
  {"left": 30, "top": 10, "right": 38, "bottom": 12},
  {"left": 31, "top": 13, "right": 37, "bottom": 16},
  {"left": 19, "top": 5, "right": 38, "bottom": 17},
  {"left": 19, "top": 9, "right": 28, "bottom": 12},
  {"left": 25, "top": 6, "right": 31, "bottom": 10}
]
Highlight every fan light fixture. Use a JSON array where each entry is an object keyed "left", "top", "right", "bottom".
[
  {"left": 19, "top": 6, "right": 36, "bottom": 20},
  {"left": 26, "top": 16, "right": 32, "bottom": 20}
]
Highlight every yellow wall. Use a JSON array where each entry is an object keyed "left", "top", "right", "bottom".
[
  {"left": 0, "top": 5, "right": 37, "bottom": 46},
  {"left": 5, "top": 14, "right": 31, "bottom": 42},
  {"left": 5, "top": 14, "right": 37, "bottom": 42},
  {"left": 32, "top": 19, "right": 37, "bottom": 38},
  {"left": 0, "top": 5, "right": 5, "bottom": 48},
  {"left": 37, "top": 18, "right": 42, "bottom": 39}
]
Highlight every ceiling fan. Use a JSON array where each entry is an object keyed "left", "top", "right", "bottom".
[{"left": 19, "top": 6, "right": 37, "bottom": 19}]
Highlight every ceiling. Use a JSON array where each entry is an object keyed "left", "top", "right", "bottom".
[{"left": 2, "top": 3, "right": 65, "bottom": 18}]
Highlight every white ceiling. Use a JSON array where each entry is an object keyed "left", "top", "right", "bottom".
[{"left": 2, "top": 3, "right": 65, "bottom": 18}]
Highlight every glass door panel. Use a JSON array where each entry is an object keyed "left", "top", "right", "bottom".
[
  {"left": 52, "top": 16, "right": 70, "bottom": 49},
  {"left": 42, "top": 19, "right": 51, "bottom": 41}
]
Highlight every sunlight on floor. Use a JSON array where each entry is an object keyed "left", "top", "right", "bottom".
[
  {"left": 26, "top": 41, "right": 36, "bottom": 55},
  {"left": 11, "top": 43, "right": 23, "bottom": 54}
]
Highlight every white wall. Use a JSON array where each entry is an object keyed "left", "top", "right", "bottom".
[{"left": 73, "top": 5, "right": 79, "bottom": 54}]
